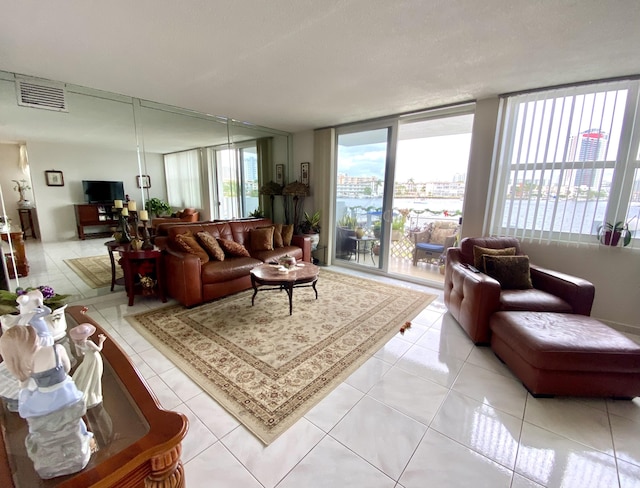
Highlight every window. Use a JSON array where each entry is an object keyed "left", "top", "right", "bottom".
[
  {"left": 164, "top": 149, "right": 203, "bottom": 209},
  {"left": 490, "top": 79, "right": 640, "bottom": 247}
]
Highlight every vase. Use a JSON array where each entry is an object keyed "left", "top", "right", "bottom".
[
  {"left": 305, "top": 233, "right": 320, "bottom": 251},
  {"left": 18, "top": 199, "right": 32, "bottom": 209}
]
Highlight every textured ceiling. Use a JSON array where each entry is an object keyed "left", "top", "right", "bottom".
[{"left": 0, "top": 0, "right": 639, "bottom": 133}]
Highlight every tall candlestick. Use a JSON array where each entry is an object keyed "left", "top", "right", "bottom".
[
  {"left": 121, "top": 208, "right": 129, "bottom": 217},
  {"left": 114, "top": 200, "right": 123, "bottom": 209},
  {"left": 128, "top": 200, "right": 137, "bottom": 211},
  {"left": 139, "top": 210, "right": 149, "bottom": 221}
]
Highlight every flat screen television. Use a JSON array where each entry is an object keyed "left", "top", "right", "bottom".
[{"left": 82, "top": 180, "right": 125, "bottom": 204}]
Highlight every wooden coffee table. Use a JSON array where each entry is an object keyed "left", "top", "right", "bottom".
[{"left": 250, "top": 262, "right": 319, "bottom": 315}]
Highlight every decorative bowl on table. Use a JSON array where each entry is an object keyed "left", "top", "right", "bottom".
[{"left": 278, "top": 255, "right": 297, "bottom": 269}]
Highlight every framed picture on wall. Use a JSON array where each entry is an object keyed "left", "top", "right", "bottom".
[
  {"left": 45, "top": 170, "right": 64, "bottom": 187},
  {"left": 136, "top": 175, "right": 151, "bottom": 188},
  {"left": 275, "top": 164, "right": 285, "bottom": 186},
  {"left": 300, "top": 162, "right": 310, "bottom": 185}
]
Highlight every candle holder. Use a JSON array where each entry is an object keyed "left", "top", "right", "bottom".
[
  {"left": 116, "top": 208, "right": 131, "bottom": 243},
  {"left": 141, "top": 220, "right": 154, "bottom": 250}
]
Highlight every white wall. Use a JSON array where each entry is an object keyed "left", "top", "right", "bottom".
[
  {"left": 298, "top": 98, "right": 640, "bottom": 331},
  {"left": 27, "top": 141, "right": 164, "bottom": 241},
  {"left": 0, "top": 143, "right": 33, "bottom": 231}
]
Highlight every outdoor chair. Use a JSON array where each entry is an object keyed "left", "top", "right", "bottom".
[{"left": 412, "top": 221, "right": 458, "bottom": 266}]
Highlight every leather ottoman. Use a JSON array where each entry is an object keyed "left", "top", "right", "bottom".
[{"left": 490, "top": 311, "right": 640, "bottom": 398}]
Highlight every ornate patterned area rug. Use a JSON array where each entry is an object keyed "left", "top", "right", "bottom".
[
  {"left": 126, "top": 269, "right": 436, "bottom": 444},
  {"left": 64, "top": 255, "right": 121, "bottom": 289}
]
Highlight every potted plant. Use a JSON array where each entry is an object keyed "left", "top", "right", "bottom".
[
  {"left": 299, "top": 210, "right": 321, "bottom": 250},
  {"left": 248, "top": 208, "right": 265, "bottom": 218},
  {"left": 372, "top": 220, "right": 382, "bottom": 238},
  {"left": 145, "top": 197, "right": 171, "bottom": 218},
  {"left": 391, "top": 215, "right": 406, "bottom": 241},
  {"left": 12, "top": 179, "right": 32, "bottom": 208},
  {"left": 597, "top": 220, "right": 634, "bottom": 247}
]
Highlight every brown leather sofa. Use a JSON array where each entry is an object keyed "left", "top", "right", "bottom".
[
  {"left": 154, "top": 218, "right": 310, "bottom": 307},
  {"left": 444, "top": 237, "right": 595, "bottom": 344}
]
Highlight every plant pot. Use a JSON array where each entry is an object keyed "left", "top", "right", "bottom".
[
  {"left": 391, "top": 229, "right": 403, "bottom": 241},
  {"left": 601, "top": 230, "right": 621, "bottom": 246},
  {"left": 305, "top": 233, "right": 320, "bottom": 251}
]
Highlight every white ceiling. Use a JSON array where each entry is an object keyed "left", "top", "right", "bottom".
[{"left": 1, "top": 1, "right": 639, "bottom": 133}]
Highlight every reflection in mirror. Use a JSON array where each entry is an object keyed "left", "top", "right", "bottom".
[{"left": 0, "top": 69, "right": 292, "bottom": 254}]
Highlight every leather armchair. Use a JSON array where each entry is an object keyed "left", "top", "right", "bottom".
[
  {"left": 444, "top": 237, "right": 595, "bottom": 344},
  {"left": 151, "top": 208, "right": 200, "bottom": 229}
]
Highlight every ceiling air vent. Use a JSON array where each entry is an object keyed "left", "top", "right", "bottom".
[{"left": 16, "top": 79, "right": 67, "bottom": 112}]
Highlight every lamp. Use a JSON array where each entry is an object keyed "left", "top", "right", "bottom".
[{"left": 282, "top": 181, "right": 310, "bottom": 233}]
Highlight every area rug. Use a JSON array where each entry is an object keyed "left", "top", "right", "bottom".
[
  {"left": 64, "top": 255, "right": 122, "bottom": 289},
  {"left": 126, "top": 269, "right": 436, "bottom": 444}
]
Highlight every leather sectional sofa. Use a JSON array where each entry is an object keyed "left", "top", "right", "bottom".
[{"left": 154, "top": 218, "right": 310, "bottom": 307}]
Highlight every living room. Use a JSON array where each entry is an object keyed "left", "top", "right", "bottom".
[{"left": 1, "top": 2, "right": 640, "bottom": 487}]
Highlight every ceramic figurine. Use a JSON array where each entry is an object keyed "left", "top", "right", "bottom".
[
  {"left": 70, "top": 323, "right": 106, "bottom": 408},
  {"left": 0, "top": 325, "right": 93, "bottom": 479}
]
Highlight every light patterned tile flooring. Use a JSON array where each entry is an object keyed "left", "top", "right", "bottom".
[{"left": 9, "top": 238, "right": 640, "bottom": 488}]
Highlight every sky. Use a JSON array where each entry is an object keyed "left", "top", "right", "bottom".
[{"left": 337, "top": 133, "right": 472, "bottom": 183}]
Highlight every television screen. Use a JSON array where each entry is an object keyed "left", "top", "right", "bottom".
[{"left": 82, "top": 180, "right": 125, "bottom": 204}]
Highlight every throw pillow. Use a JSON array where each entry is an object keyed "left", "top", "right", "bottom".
[
  {"left": 196, "top": 231, "right": 225, "bottom": 261},
  {"left": 473, "top": 245, "right": 517, "bottom": 272},
  {"left": 175, "top": 232, "right": 210, "bottom": 263},
  {"left": 281, "top": 224, "right": 294, "bottom": 246},
  {"left": 250, "top": 226, "right": 275, "bottom": 252},
  {"left": 483, "top": 255, "right": 533, "bottom": 290},
  {"left": 217, "top": 238, "right": 251, "bottom": 257},
  {"left": 272, "top": 223, "right": 284, "bottom": 248}
]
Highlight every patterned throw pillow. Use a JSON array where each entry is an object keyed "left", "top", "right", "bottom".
[
  {"left": 196, "top": 231, "right": 225, "bottom": 261},
  {"left": 250, "top": 227, "right": 274, "bottom": 252},
  {"left": 175, "top": 232, "right": 209, "bottom": 263},
  {"left": 272, "top": 224, "right": 284, "bottom": 248},
  {"left": 472, "top": 245, "right": 516, "bottom": 272},
  {"left": 281, "top": 224, "right": 294, "bottom": 246},
  {"left": 483, "top": 255, "right": 533, "bottom": 289},
  {"left": 217, "top": 238, "right": 251, "bottom": 257}
]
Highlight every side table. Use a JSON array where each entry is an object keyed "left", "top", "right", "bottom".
[
  {"left": 104, "top": 240, "right": 128, "bottom": 291},
  {"left": 120, "top": 248, "right": 166, "bottom": 306},
  {"left": 17, "top": 209, "right": 36, "bottom": 239},
  {"left": 1, "top": 230, "right": 29, "bottom": 278}
]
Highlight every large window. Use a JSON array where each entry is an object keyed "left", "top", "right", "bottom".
[
  {"left": 164, "top": 149, "right": 204, "bottom": 209},
  {"left": 490, "top": 79, "right": 640, "bottom": 247}
]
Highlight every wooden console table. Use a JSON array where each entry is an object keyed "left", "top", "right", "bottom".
[
  {"left": 1, "top": 229, "right": 29, "bottom": 278},
  {"left": 0, "top": 305, "right": 188, "bottom": 488}
]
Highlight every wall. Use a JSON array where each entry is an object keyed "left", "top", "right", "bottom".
[
  {"left": 0, "top": 143, "right": 34, "bottom": 231},
  {"left": 297, "top": 97, "right": 640, "bottom": 331},
  {"left": 27, "top": 141, "right": 164, "bottom": 241}
]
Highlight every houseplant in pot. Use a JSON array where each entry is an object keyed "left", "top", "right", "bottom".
[
  {"left": 299, "top": 210, "right": 321, "bottom": 251},
  {"left": 597, "top": 220, "right": 633, "bottom": 247},
  {"left": 145, "top": 197, "right": 171, "bottom": 218}
]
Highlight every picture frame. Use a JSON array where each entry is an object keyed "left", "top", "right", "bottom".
[
  {"left": 275, "top": 164, "right": 285, "bottom": 186},
  {"left": 136, "top": 174, "right": 151, "bottom": 189},
  {"left": 300, "top": 162, "right": 310, "bottom": 185},
  {"left": 45, "top": 170, "right": 64, "bottom": 187}
]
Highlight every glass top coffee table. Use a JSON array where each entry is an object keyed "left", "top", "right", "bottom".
[
  {"left": 0, "top": 306, "right": 188, "bottom": 488},
  {"left": 250, "top": 262, "right": 320, "bottom": 315}
]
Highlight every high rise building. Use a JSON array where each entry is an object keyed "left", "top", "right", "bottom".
[{"left": 568, "top": 129, "right": 608, "bottom": 187}]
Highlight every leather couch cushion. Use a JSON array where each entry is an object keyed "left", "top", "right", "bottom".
[
  {"left": 499, "top": 289, "right": 572, "bottom": 312},
  {"left": 484, "top": 255, "right": 533, "bottom": 289},
  {"left": 250, "top": 226, "right": 274, "bottom": 251},
  {"left": 272, "top": 224, "right": 284, "bottom": 248},
  {"left": 175, "top": 232, "right": 209, "bottom": 263},
  {"left": 251, "top": 246, "right": 303, "bottom": 263},
  {"left": 281, "top": 224, "right": 294, "bottom": 246},
  {"left": 473, "top": 245, "right": 516, "bottom": 272},
  {"left": 490, "top": 311, "right": 640, "bottom": 372},
  {"left": 197, "top": 232, "right": 225, "bottom": 261},
  {"left": 217, "top": 238, "right": 250, "bottom": 257},
  {"left": 201, "top": 257, "right": 262, "bottom": 284}
]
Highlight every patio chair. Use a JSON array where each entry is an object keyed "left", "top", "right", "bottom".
[{"left": 412, "top": 221, "right": 458, "bottom": 265}]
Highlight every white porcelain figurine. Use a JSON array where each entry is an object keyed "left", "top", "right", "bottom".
[{"left": 70, "top": 323, "right": 106, "bottom": 408}]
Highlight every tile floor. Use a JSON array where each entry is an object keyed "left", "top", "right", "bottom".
[{"left": 8, "top": 238, "right": 640, "bottom": 488}]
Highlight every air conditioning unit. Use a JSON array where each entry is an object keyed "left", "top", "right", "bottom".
[{"left": 15, "top": 77, "right": 67, "bottom": 112}]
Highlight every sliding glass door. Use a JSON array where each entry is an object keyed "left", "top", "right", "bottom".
[
  {"left": 332, "top": 106, "right": 474, "bottom": 284},
  {"left": 335, "top": 126, "right": 393, "bottom": 270}
]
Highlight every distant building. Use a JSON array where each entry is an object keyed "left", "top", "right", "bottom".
[{"left": 567, "top": 129, "right": 608, "bottom": 188}]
